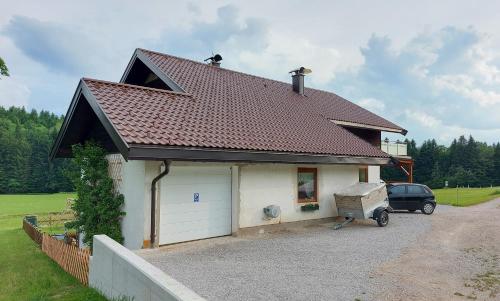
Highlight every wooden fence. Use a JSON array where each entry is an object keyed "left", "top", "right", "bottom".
[
  {"left": 23, "top": 217, "right": 90, "bottom": 286},
  {"left": 38, "top": 212, "right": 75, "bottom": 227},
  {"left": 42, "top": 233, "right": 91, "bottom": 285},
  {"left": 23, "top": 218, "right": 43, "bottom": 245}
]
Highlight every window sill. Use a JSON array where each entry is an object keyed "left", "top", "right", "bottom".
[{"left": 297, "top": 200, "right": 318, "bottom": 205}]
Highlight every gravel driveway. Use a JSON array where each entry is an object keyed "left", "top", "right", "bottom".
[
  {"left": 139, "top": 211, "right": 433, "bottom": 301},
  {"left": 374, "top": 198, "right": 500, "bottom": 301}
]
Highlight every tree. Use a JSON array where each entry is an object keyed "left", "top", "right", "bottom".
[
  {"left": 66, "top": 142, "right": 125, "bottom": 249},
  {"left": 0, "top": 57, "right": 9, "bottom": 77},
  {"left": 414, "top": 139, "right": 440, "bottom": 184},
  {"left": 0, "top": 105, "right": 73, "bottom": 193},
  {"left": 382, "top": 135, "right": 499, "bottom": 188},
  {"left": 493, "top": 144, "right": 500, "bottom": 186},
  {"left": 405, "top": 139, "right": 418, "bottom": 158}
]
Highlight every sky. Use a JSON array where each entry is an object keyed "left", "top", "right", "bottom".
[{"left": 1, "top": 0, "right": 500, "bottom": 144}]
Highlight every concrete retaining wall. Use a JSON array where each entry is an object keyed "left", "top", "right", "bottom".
[{"left": 89, "top": 235, "right": 205, "bottom": 301}]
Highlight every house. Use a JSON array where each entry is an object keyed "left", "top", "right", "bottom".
[{"left": 51, "top": 49, "right": 408, "bottom": 250}]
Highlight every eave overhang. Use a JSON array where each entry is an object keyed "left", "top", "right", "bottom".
[
  {"left": 127, "top": 144, "right": 391, "bottom": 165},
  {"left": 331, "top": 119, "right": 407, "bottom": 135}
]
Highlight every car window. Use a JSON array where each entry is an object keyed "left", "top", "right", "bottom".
[
  {"left": 407, "top": 185, "right": 425, "bottom": 194},
  {"left": 389, "top": 185, "right": 405, "bottom": 194}
]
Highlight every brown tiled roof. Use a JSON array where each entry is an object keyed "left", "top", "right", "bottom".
[
  {"left": 140, "top": 49, "right": 404, "bottom": 132},
  {"left": 83, "top": 78, "right": 390, "bottom": 157}
]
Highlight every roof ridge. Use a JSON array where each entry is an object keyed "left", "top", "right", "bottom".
[
  {"left": 138, "top": 48, "right": 321, "bottom": 91},
  {"left": 82, "top": 77, "right": 192, "bottom": 97}
]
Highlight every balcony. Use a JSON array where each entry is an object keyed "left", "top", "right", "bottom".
[{"left": 381, "top": 140, "right": 408, "bottom": 157}]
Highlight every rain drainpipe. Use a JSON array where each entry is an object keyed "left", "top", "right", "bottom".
[{"left": 150, "top": 160, "right": 170, "bottom": 248}]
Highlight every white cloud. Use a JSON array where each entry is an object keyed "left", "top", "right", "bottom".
[
  {"left": 433, "top": 74, "right": 500, "bottom": 106},
  {"left": 404, "top": 109, "right": 500, "bottom": 143},
  {"left": 405, "top": 110, "right": 441, "bottom": 128},
  {"left": 0, "top": 76, "right": 30, "bottom": 107},
  {"left": 237, "top": 34, "right": 342, "bottom": 85},
  {"left": 332, "top": 26, "right": 500, "bottom": 143}
]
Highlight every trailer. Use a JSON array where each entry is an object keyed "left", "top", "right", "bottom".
[{"left": 333, "top": 183, "right": 391, "bottom": 229}]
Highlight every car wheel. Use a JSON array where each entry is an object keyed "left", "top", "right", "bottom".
[
  {"left": 408, "top": 209, "right": 416, "bottom": 212},
  {"left": 422, "top": 202, "right": 435, "bottom": 215},
  {"left": 377, "top": 211, "right": 389, "bottom": 227}
]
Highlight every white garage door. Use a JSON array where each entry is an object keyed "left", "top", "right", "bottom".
[{"left": 159, "top": 165, "right": 232, "bottom": 245}]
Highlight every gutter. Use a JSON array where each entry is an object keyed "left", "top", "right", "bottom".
[{"left": 150, "top": 160, "right": 171, "bottom": 248}]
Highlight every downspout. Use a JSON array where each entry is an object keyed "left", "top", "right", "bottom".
[{"left": 150, "top": 160, "right": 170, "bottom": 248}]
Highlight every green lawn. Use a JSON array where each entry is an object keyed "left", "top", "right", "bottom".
[
  {"left": 0, "top": 193, "right": 76, "bottom": 217},
  {"left": 433, "top": 186, "right": 500, "bottom": 207},
  {"left": 0, "top": 193, "right": 107, "bottom": 301}
]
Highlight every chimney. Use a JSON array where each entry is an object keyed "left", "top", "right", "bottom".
[
  {"left": 290, "top": 67, "right": 312, "bottom": 95},
  {"left": 204, "top": 54, "right": 223, "bottom": 67}
]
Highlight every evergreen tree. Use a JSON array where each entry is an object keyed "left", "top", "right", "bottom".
[
  {"left": 493, "top": 144, "right": 500, "bottom": 186},
  {"left": 414, "top": 139, "right": 440, "bottom": 184},
  {"left": 0, "top": 105, "right": 74, "bottom": 193},
  {"left": 382, "top": 135, "right": 499, "bottom": 188}
]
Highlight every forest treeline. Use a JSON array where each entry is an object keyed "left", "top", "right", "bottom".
[
  {"left": 0, "top": 106, "right": 74, "bottom": 193},
  {"left": 0, "top": 105, "right": 499, "bottom": 193},
  {"left": 382, "top": 136, "right": 500, "bottom": 188}
]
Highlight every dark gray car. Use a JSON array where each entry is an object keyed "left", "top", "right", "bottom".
[{"left": 386, "top": 183, "right": 436, "bottom": 215}]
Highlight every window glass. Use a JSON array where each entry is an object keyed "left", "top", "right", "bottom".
[
  {"left": 298, "top": 168, "right": 317, "bottom": 202},
  {"left": 389, "top": 185, "right": 405, "bottom": 194},
  {"left": 407, "top": 185, "right": 424, "bottom": 194}
]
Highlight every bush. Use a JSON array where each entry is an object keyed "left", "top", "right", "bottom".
[{"left": 66, "top": 142, "right": 125, "bottom": 250}]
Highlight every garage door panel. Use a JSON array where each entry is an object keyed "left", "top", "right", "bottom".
[
  {"left": 161, "top": 201, "right": 230, "bottom": 213},
  {"left": 162, "top": 217, "right": 232, "bottom": 230},
  {"left": 159, "top": 165, "right": 232, "bottom": 245},
  {"left": 161, "top": 207, "right": 231, "bottom": 223},
  {"left": 160, "top": 187, "right": 230, "bottom": 205}
]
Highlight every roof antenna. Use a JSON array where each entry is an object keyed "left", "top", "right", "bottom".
[{"left": 204, "top": 53, "right": 223, "bottom": 67}]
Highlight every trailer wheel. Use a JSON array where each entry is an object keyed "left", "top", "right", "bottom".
[{"left": 376, "top": 211, "right": 389, "bottom": 227}]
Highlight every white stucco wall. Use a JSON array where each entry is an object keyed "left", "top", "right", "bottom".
[
  {"left": 368, "top": 165, "right": 381, "bottom": 183},
  {"left": 118, "top": 160, "right": 382, "bottom": 247},
  {"left": 238, "top": 164, "right": 359, "bottom": 228},
  {"left": 118, "top": 158, "right": 147, "bottom": 250}
]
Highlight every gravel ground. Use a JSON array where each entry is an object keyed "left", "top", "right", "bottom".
[
  {"left": 373, "top": 198, "right": 500, "bottom": 301},
  {"left": 139, "top": 211, "right": 434, "bottom": 301}
]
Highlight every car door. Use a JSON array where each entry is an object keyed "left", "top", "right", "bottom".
[
  {"left": 387, "top": 185, "right": 406, "bottom": 209},
  {"left": 405, "top": 185, "right": 426, "bottom": 210}
]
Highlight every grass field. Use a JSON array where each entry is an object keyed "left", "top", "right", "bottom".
[
  {"left": 433, "top": 186, "right": 500, "bottom": 207},
  {"left": 0, "top": 193, "right": 107, "bottom": 301}
]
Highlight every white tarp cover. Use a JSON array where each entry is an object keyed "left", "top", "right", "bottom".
[{"left": 335, "top": 182, "right": 386, "bottom": 197}]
